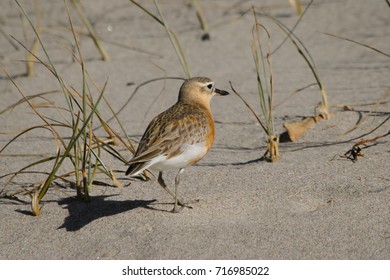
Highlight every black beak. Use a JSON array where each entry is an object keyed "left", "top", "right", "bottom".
[{"left": 215, "top": 88, "right": 230, "bottom": 96}]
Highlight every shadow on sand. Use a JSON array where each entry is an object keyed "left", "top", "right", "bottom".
[{"left": 57, "top": 195, "right": 156, "bottom": 231}]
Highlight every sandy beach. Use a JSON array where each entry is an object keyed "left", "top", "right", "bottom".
[{"left": 0, "top": 0, "right": 389, "bottom": 259}]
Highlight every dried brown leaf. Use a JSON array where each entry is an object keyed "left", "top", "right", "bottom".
[{"left": 283, "top": 115, "right": 323, "bottom": 142}]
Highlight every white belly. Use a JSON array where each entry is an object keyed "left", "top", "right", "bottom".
[{"left": 150, "top": 142, "right": 208, "bottom": 171}]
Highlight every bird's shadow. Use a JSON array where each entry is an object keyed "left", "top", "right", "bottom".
[{"left": 57, "top": 195, "right": 156, "bottom": 231}]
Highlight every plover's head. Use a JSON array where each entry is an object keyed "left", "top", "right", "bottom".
[{"left": 178, "top": 77, "right": 229, "bottom": 105}]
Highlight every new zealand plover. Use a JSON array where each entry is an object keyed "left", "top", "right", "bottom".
[{"left": 126, "top": 77, "right": 229, "bottom": 212}]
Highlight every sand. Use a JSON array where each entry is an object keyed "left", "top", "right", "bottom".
[{"left": 0, "top": 0, "right": 389, "bottom": 259}]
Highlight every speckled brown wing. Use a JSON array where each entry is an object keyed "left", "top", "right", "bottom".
[{"left": 125, "top": 103, "right": 210, "bottom": 176}]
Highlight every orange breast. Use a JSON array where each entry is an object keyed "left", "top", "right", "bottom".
[
  {"left": 205, "top": 111, "right": 215, "bottom": 150},
  {"left": 188, "top": 112, "right": 215, "bottom": 166}
]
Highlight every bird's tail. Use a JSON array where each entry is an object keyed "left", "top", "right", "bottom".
[
  {"left": 126, "top": 162, "right": 144, "bottom": 176},
  {"left": 126, "top": 158, "right": 155, "bottom": 177}
]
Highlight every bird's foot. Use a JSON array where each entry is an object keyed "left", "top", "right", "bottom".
[
  {"left": 171, "top": 204, "right": 182, "bottom": 213},
  {"left": 173, "top": 198, "right": 200, "bottom": 212}
]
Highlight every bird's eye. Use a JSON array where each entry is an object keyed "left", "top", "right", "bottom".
[{"left": 206, "top": 83, "right": 213, "bottom": 90}]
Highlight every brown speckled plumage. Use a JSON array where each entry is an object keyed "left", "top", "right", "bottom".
[{"left": 125, "top": 102, "right": 213, "bottom": 175}]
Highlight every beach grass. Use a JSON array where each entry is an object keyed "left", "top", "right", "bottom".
[{"left": 0, "top": 0, "right": 131, "bottom": 215}]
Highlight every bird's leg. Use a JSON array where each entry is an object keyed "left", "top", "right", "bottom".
[
  {"left": 157, "top": 171, "right": 186, "bottom": 207},
  {"left": 173, "top": 168, "right": 185, "bottom": 213}
]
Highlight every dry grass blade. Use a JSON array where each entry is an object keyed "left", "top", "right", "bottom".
[
  {"left": 99, "top": 76, "right": 184, "bottom": 129},
  {"left": 1, "top": 67, "right": 66, "bottom": 150},
  {"left": 109, "top": 168, "right": 122, "bottom": 188},
  {"left": 0, "top": 27, "right": 19, "bottom": 50},
  {"left": 129, "top": 0, "right": 163, "bottom": 25},
  {"left": 355, "top": 129, "right": 390, "bottom": 147},
  {"left": 323, "top": 34, "right": 390, "bottom": 136},
  {"left": 0, "top": 155, "right": 59, "bottom": 197},
  {"left": 31, "top": 190, "right": 42, "bottom": 216},
  {"left": 14, "top": 0, "right": 74, "bottom": 119},
  {"left": 340, "top": 87, "right": 390, "bottom": 135},
  {"left": 154, "top": 0, "right": 192, "bottom": 78},
  {"left": 26, "top": 0, "right": 41, "bottom": 77},
  {"left": 229, "top": 81, "right": 267, "bottom": 132},
  {"left": 15, "top": 0, "right": 57, "bottom": 77},
  {"left": 128, "top": 0, "right": 191, "bottom": 78},
  {"left": 10, "top": 35, "right": 55, "bottom": 76},
  {"left": 288, "top": 35, "right": 328, "bottom": 117},
  {"left": 0, "top": 125, "right": 64, "bottom": 155},
  {"left": 288, "top": 0, "right": 302, "bottom": 15},
  {"left": 0, "top": 90, "right": 58, "bottom": 115},
  {"left": 192, "top": 0, "right": 210, "bottom": 40},
  {"left": 70, "top": 0, "right": 109, "bottom": 61},
  {"left": 272, "top": 0, "right": 313, "bottom": 54},
  {"left": 193, "top": 0, "right": 208, "bottom": 31},
  {"left": 257, "top": 9, "right": 329, "bottom": 119},
  {"left": 352, "top": 115, "right": 390, "bottom": 142},
  {"left": 274, "top": 83, "right": 316, "bottom": 108},
  {"left": 95, "top": 114, "right": 118, "bottom": 146},
  {"left": 325, "top": 33, "right": 390, "bottom": 58}
]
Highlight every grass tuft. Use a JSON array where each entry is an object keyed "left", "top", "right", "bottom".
[
  {"left": 0, "top": 0, "right": 133, "bottom": 215},
  {"left": 229, "top": 8, "right": 279, "bottom": 162}
]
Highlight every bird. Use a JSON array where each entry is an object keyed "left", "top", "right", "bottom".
[{"left": 126, "top": 77, "right": 229, "bottom": 212}]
